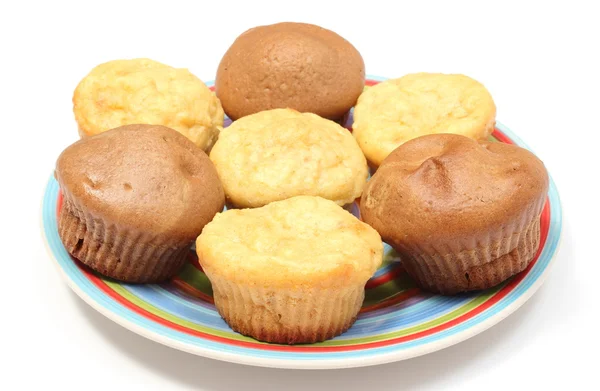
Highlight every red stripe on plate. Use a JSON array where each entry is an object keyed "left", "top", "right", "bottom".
[
  {"left": 492, "top": 129, "right": 513, "bottom": 144},
  {"left": 56, "top": 191, "right": 63, "bottom": 217},
  {"left": 171, "top": 277, "right": 214, "bottom": 304},
  {"left": 359, "top": 288, "right": 420, "bottom": 313},
  {"left": 364, "top": 264, "right": 405, "bottom": 289}
]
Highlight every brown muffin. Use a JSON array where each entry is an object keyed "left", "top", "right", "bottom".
[
  {"left": 55, "top": 124, "right": 225, "bottom": 283},
  {"left": 360, "top": 134, "right": 549, "bottom": 294},
  {"left": 215, "top": 22, "right": 365, "bottom": 121}
]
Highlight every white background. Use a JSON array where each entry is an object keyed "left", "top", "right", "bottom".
[{"left": 1, "top": 0, "right": 598, "bottom": 389}]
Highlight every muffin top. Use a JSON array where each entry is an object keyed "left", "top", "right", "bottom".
[
  {"left": 73, "top": 58, "right": 224, "bottom": 151},
  {"left": 215, "top": 22, "right": 365, "bottom": 120},
  {"left": 209, "top": 108, "right": 368, "bottom": 208},
  {"left": 56, "top": 124, "right": 225, "bottom": 240},
  {"left": 353, "top": 73, "right": 496, "bottom": 167},
  {"left": 360, "top": 134, "right": 548, "bottom": 252},
  {"left": 197, "top": 196, "right": 383, "bottom": 288}
]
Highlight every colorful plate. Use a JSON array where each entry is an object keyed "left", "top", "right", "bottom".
[{"left": 41, "top": 77, "right": 562, "bottom": 369}]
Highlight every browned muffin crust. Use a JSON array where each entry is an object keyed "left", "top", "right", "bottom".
[
  {"left": 216, "top": 22, "right": 365, "bottom": 121},
  {"left": 360, "top": 134, "right": 549, "bottom": 294},
  {"left": 402, "top": 219, "right": 541, "bottom": 294},
  {"left": 55, "top": 124, "right": 225, "bottom": 282}
]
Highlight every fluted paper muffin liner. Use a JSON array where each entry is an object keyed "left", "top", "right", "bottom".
[
  {"left": 206, "top": 272, "right": 365, "bottom": 344},
  {"left": 58, "top": 190, "right": 190, "bottom": 283},
  {"left": 401, "top": 217, "right": 541, "bottom": 295}
]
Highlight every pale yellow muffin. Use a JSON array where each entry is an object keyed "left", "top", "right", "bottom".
[
  {"left": 210, "top": 108, "right": 368, "bottom": 208},
  {"left": 73, "top": 58, "right": 224, "bottom": 151},
  {"left": 196, "top": 196, "right": 383, "bottom": 344},
  {"left": 353, "top": 73, "right": 496, "bottom": 167}
]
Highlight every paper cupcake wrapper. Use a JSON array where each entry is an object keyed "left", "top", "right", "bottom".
[
  {"left": 58, "top": 190, "right": 189, "bottom": 283},
  {"left": 206, "top": 272, "right": 365, "bottom": 344},
  {"left": 401, "top": 218, "right": 541, "bottom": 294}
]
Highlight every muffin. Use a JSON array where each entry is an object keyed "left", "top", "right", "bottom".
[
  {"left": 210, "top": 108, "right": 368, "bottom": 208},
  {"left": 360, "top": 134, "right": 548, "bottom": 294},
  {"left": 353, "top": 73, "right": 496, "bottom": 167},
  {"left": 73, "top": 58, "right": 224, "bottom": 151},
  {"left": 215, "top": 22, "right": 365, "bottom": 122},
  {"left": 55, "top": 124, "right": 225, "bottom": 283},
  {"left": 196, "top": 196, "right": 383, "bottom": 344}
]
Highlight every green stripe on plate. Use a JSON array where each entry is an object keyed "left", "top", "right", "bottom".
[{"left": 177, "top": 263, "right": 213, "bottom": 295}]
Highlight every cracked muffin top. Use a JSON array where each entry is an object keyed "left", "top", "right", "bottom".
[
  {"left": 197, "top": 196, "right": 383, "bottom": 288},
  {"left": 360, "top": 133, "right": 548, "bottom": 254}
]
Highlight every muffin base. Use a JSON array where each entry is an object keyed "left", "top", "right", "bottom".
[
  {"left": 207, "top": 273, "right": 365, "bottom": 344},
  {"left": 58, "top": 192, "right": 190, "bottom": 283},
  {"left": 401, "top": 219, "right": 541, "bottom": 295}
]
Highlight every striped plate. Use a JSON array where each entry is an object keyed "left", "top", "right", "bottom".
[{"left": 41, "top": 77, "right": 562, "bottom": 369}]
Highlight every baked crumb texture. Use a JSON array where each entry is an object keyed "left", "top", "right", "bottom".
[
  {"left": 210, "top": 109, "right": 368, "bottom": 208},
  {"left": 353, "top": 73, "right": 496, "bottom": 167},
  {"left": 73, "top": 58, "right": 224, "bottom": 151},
  {"left": 197, "top": 196, "right": 383, "bottom": 343}
]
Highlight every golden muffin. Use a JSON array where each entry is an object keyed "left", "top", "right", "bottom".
[
  {"left": 360, "top": 134, "right": 548, "bottom": 294},
  {"left": 216, "top": 22, "right": 365, "bottom": 122},
  {"left": 56, "top": 124, "right": 225, "bottom": 283},
  {"left": 210, "top": 108, "right": 368, "bottom": 208},
  {"left": 196, "top": 196, "right": 383, "bottom": 344},
  {"left": 353, "top": 73, "right": 496, "bottom": 167},
  {"left": 73, "top": 58, "right": 224, "bottom": 151}
]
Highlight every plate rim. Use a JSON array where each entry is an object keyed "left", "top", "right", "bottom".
[{"left": 41, "top": 76, "right": 563, "bottom": 370}]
